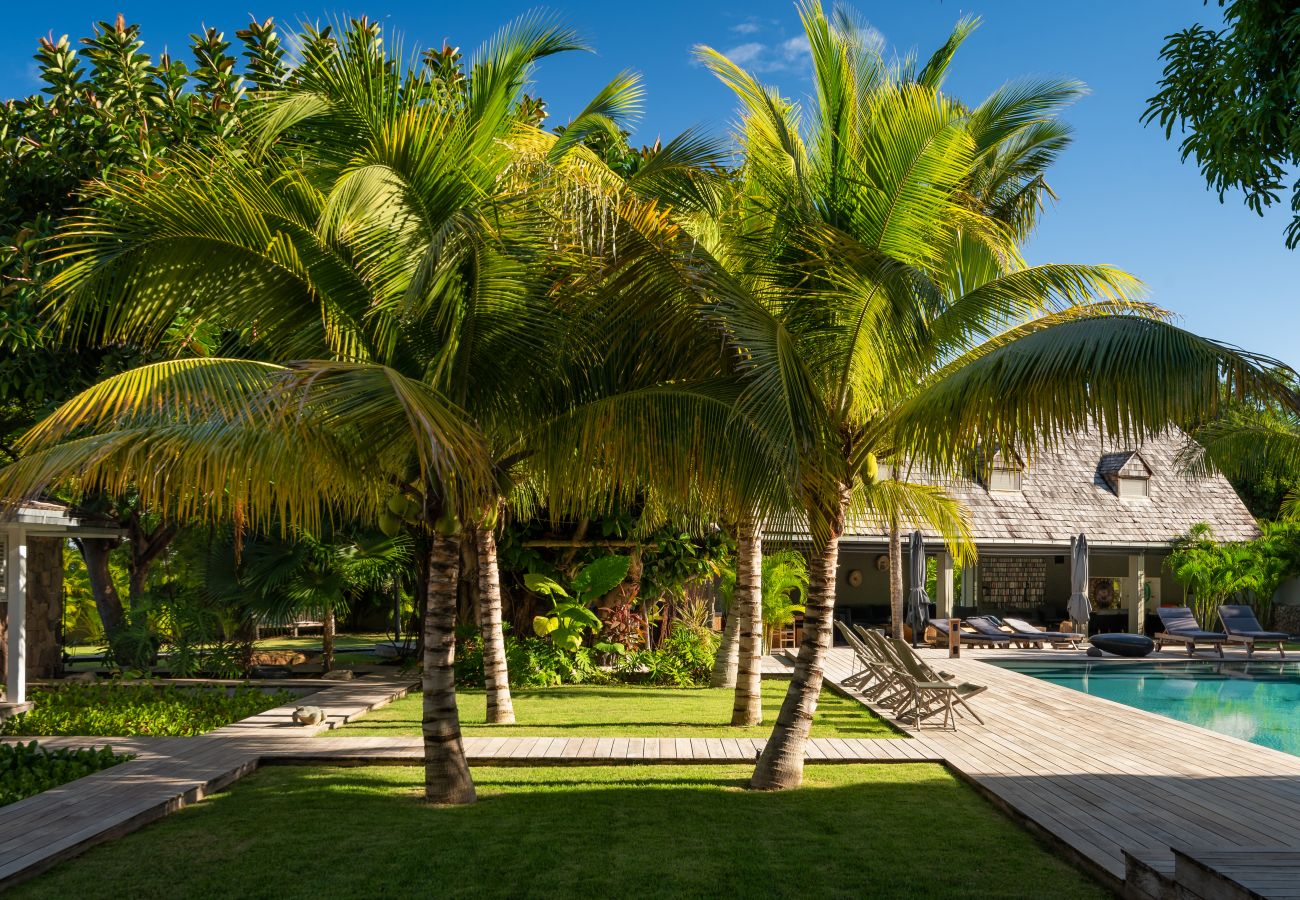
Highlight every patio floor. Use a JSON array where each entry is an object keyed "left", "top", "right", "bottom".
[{"left": 811, "top": 645, "right": 1300, "bottom": 892}]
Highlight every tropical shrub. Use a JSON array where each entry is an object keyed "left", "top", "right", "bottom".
[
  {"left": 0, "top": 683, "right": 296, "bottom": 737},
  {"left": 0, "top": 741, "right": 129, "bottom": 807},
  {"left": 596, "top": 601, "right": 646, "bottom": 654},
  {"left": 457, "top": 631, "right": 610, "bottom": 688},
  {"left": 1168, "top": 522, "right": 1300, "bottom": 626},
  {"left": 761, "top": 551, "right": 809, "bottom": 652},
  {"left": 622, "top": 625, "right": 719, "bottom": 687},
  {"left": 528, "top": 556, "right": 630, "bottom": 651}
]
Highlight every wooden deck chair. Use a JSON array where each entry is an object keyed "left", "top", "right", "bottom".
[{"left": 1218, "top": 605, "right": 1288, "bottom": 658}]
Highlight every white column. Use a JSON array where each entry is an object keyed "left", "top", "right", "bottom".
[
  {"left": 935, "top": 551, "right": 954, "bottom": 617},
  {"left": 1126, "top": 552, "right": 1146, "bottom": 634},
  {"left": 5, "top": 529, "right": 26, "bottom": 705}
]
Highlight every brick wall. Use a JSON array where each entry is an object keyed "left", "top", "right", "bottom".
[{"left": 979, "top": 556, "right": 1046, "bottom": 610}]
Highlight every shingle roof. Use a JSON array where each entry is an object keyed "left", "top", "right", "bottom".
[
  {"left": 1097, "top": 450, "right": 1151, "bottom": 480},
  {"left": 842, "top": 429, "right": 1259, "bottom": 549}
]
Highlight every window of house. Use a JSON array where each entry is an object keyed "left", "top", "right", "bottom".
[
  {"left": 985, "top": 449, "right": 1024, "bottom": 493},
  {"left": 1116, "top": 475, "right": 1149, "bottom": 499},
  {"left": 1099, "top": 450, "right": 1152, "bottom": 500},
  {"left": 989, "top": 467, "right": 1022, "bottom": 492}
]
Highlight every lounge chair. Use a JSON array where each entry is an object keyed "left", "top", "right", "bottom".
[
  {"left": 965, "top": 615, "right": 1040, "bottom": 648},
  {"left": 834, "top": 622, "right": 898, "bottom": 698},
  {"left": 926, "top": 617, "right": 1015, "bottom": 648},
  {"left": 1001, "top": 616, "right": 1083, "bottom": 649},
  {"left": 1218, "top": 605, "right": 1289, "bottom": 658},
  {"left": 854, "top": 624, "right": 955, "bottom": 681},
  {"left": 1153, "top": 607, "right": 1226, "bottom": 657},
  {"left": 885, "top": 638, "right": 986, "bottom": 729}
]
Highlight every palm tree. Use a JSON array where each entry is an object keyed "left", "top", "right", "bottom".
[
  {"left": 760, "top": 550, "right": 809, "bottom": 653},
  {"left": 1, "top": 15, "right": 633, "bottom": 804},
  {"left": 1181, "top": 377, "right": 1300, "bottom": 519},
  {"left": 697, "top": 1, "right": 1286, "bottom": 790},
  {"left": 234, "top": 530, "right": 411, "bottom": 672},
  {"left": 6, "top": 14, "right": 749, "bottom": 801}
]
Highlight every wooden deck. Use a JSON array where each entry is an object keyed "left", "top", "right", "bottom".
[{"left": 817, "top": 646, "right": 1300, "bottom": 893}]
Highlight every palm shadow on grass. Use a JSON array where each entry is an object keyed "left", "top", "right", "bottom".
[
  {"left": 334, "top": 682, "right": 902, "bottom": 739},
  {"left": 13, "top": 764, "right": 1107, "bottom": 900}
]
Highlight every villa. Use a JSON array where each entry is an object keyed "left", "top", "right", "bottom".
[{"left": 828, "top": 429, "right": 1260, "bottom": 634}]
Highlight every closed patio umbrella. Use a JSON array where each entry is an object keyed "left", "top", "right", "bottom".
[
  {"left": 1067, "top": 533, "right": 1091, "bottom": 633},
  {"left": 906, "top": 530, "right": 931, "bottom": 647}
]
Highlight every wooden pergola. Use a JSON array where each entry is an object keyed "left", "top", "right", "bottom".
[{"left": 3, "top": 503, "right": 121, "bottom": 708}]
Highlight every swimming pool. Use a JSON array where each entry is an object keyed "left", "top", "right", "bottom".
[{"left": 990, "top": 659, "right": 1300, "bottom": 756}]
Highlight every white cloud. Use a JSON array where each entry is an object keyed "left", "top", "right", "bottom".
[
  {"left": 723, "top": 42, "right": 766, "bottom": 65},
  {"left": 779, "top": 35, "right": 811, "bottom": 62},
  {"left": 706, "top": 16, "right": 883, "bottom": 77}
]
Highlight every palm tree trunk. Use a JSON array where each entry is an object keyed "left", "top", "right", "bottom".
[
  {"left": 476, "top": 525, "right": 515, "bottom": 725},
  {"left": 731, "top": 518, "right": 763, "bottom": 727},
  {"left": 750, "top": 492, "right": 846, "bottom": 791},
  {"left": 888, "top": 519, "right": 904, "bottom": 639},
  {"left": 423, "top": 531, "right": 476, "bottom": 805},
  {"left": 321, "top": 608, "right": 335, "bottom": 673},
  {"left": 710, "top": 608, "right": 741, "bottom": 688}
]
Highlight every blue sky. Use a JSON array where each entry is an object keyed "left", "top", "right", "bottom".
[{"left": 4, "top": 1, "right": 1295, "bottom": 367}]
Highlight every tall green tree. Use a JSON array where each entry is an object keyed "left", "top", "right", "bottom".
[
  {"left": 1144, "top": 1, "right": 1300, "bottom": 247},
  {"left": 0, "top": 15, "right": 621, "bottom": 804},
  {"left": 697, "top": 2, "right": 1285, "bottom": 791},
  {"left": 0, "top": 15, "right": 285, "bottom": 627}
]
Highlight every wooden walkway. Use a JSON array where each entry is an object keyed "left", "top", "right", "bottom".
[
  {"left": 817, "top": 646, "right": 1300, "bottom": 893},
  {"left": 0, "top": 675, "right": 417, "bottom": 886}
]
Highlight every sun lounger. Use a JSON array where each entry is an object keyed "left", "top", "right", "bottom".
[
  {"left": 965, "top": 615, "right": 1040, "bottom": 648},
  {"left": 927, "top": 617, "right": 1014, "bottom": 648},
  {"left": 1218, "top": 605, "right": 1289, "bottom": 658},
  {"left": 1153, "top": 606, "right": 1226, "bottom": 657},
  {"left": 854, "top": 625, "right": 954, "bottom": 681},
  {"left": 1001, "top": 616, "right": 1083, "bottom": 649},
  {"left": 834, "top": 621, "right": 897, "bottom": 697},
  {"left": 885, "top": 638, "right": 986, "bottom": 729}
]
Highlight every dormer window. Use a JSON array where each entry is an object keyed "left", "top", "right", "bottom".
[
  {"left": 985, "top": 448, "right": 1024, "bottom": 493},
  {"left": 1099, "top": 450, "right": 1152, "bottom": 500}
]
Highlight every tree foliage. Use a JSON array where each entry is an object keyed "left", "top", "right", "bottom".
[
  {"left": 1167, "top": 521, "right": 1300, "bottom": 626},
  {"left": 1144, "top": 1, "right": 1300, "bottom": 247}
]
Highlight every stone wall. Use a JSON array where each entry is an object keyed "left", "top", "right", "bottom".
[
  {"left": 1272, "top": 604, "right": 1300, "bottom": 635},
  {"left": 27, "top": 538, "right": 63, "bottom": 678},
  {"left": 0, "top": 537, "right": 64, "bottom": 680},
  {"left": 978, "top": 556, "right": 1046, "bottom": 610}
]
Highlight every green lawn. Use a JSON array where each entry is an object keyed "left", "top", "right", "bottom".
[
  {"left": 337, "top": 680, "right": 901, "bottom": 738},
  {"left": 12, "top": 764, "right": 1105, "bottom": 899},
  {"left": 251, "top": 632, "right": 390, "bottom": 652}
]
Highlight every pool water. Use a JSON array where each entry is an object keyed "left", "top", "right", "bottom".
[{"left": 990, "top": 659, "right": 1300, "bottom": 756}]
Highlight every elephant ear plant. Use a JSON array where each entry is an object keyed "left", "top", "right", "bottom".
[{"left": 528, "top": 555, "right": 632, "bottom": 652}]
